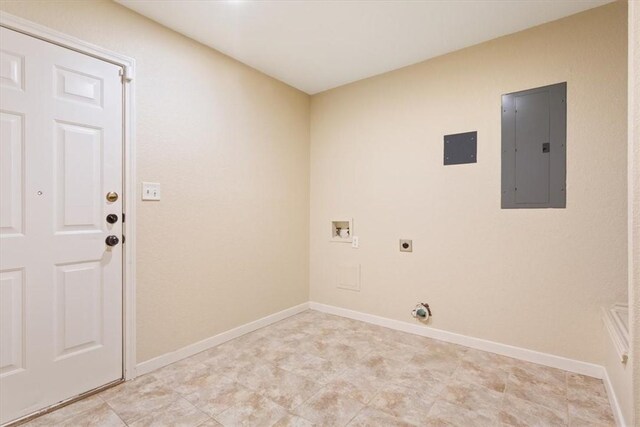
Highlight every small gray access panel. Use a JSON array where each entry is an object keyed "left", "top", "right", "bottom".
[
  {"left": 444, "top": 131, "right": 477, "bottom": 165},
  {"left": 501, "top": 82, "right": 566, "bottom": 209}
]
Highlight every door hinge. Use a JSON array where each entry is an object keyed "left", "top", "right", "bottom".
[
  {"left": 119, "top": 67, "right": 132, "bottom": 83},
  {"left": 122, "top": 213, "right": 125, "bottom": 223},
  {"left": 122, "top": 235, "right": 126, "bottom": 244}
]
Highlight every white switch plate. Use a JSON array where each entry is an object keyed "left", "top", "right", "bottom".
[
  {"left": 142, "top": 182, "right": 161, "bottom": 201},
  {"left": 352, "top": 236, "right": 359, "bottom": 248}
]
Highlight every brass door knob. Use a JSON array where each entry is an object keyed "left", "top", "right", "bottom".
[{"left": 106, "top": 192, "right": 118, "bottom": 202}]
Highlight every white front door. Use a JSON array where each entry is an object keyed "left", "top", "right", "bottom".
[{"left": 0, "top": 27, "right": 124, "bottom": 424}]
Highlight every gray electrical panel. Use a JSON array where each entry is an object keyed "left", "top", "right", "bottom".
[
  {"left": 444, "top": 131, "right": 477, "bottom": 165},
  {"left": 501, "top": 82, "right": 566, "bottom": 209}
]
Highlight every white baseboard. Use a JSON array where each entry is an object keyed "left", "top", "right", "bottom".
[
  {"left": 136, "top": 302, "right": 310, "bottom": 376},
  {"left": 602, "top": 367, "right": 628, "bottom": 427},
  {"left": 309, "top": 302, "right": 605, "bottom": 379}
]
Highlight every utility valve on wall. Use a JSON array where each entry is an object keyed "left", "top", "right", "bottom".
[{"left": 411, "top": 302, "right": 432, "bottom": 323}]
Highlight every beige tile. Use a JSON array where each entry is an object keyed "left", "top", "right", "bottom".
[
  {"left": 24, "top": 395, "right": 105, "bottom": 426},
  {"left": 304, "top": 331, "right": 348, "bottom": 343},
  {"left": 298, "top": 339, "right": 360, "bottom": 366},
  {"left": 451, "top": 359, "right": 509, "bottom": 393},
  {"left": 374, "top": 328, "right": 429, "bottom": 348},
  {"left": 505, "top": 365, "right": 568, "bottom": 413},
  {"left": 437, "top": 378, "right": 502, "bottom": 421},
  {"left": 499, "top": 394, "right": 568, "bottom": 426},
  {"left": 453, "top": 348, "right": 520, "bottom": 392},
  {"left": 463, "top": 348, "right": 521, "bottom": 372},
  {"left": 420, "top": 338, "right": 469, "bottom": 359},
  {"left": 322, "top": 378, "right": 383, "bottom": 405},
  {"left": 235, "top": 362, "right": 321, "bottom": 410},
  {"left": 358, "top": 323, "right": 400, "bottom": 339},
  {"left": 509, "top": 362, "right": 567, "bottom": 388},
  {"left": 568, "top": 396, "right": 615, "bottom": 425},
  {"left": 568, "top": 374, "right": 606, "bottom": 391},
  {"left": 403, "top": 351, "right": 460, "bottom": 381},
  {"left": 249, "top": 336, "right": 311, "bottom": 360},
  {"left": 370, "top": 341, "right": 420, "bottom": 364},
  {"left": 210, "top": 352, "right": 266, "bottom": 381},
  {"left": 260, "top": 345, "right": 301, "bottom": 365},
  {"left": 273, "top": 413, "right": 316, "bottom": 427},
  {"left": 426, "top": 399, "right": 496, "bottom": 427},
  {"left": 568, "top": 417, "right": 615, "bottom": 427},
  {"left": 214, "top": 393, "right": 288, "bottom": 427},
  {"left": 269, "top": 321, "right": 316, "bottom": 340},
  {"left": 149, "top": 353, "right": 217, "bottom": 381},
  {"left": 392, "top": 362, "right": 446, "bottom": 393},
  {"left": 276, "top": 351, "right": 344, "bottom": 384},
  {"left": 100, "top": 375, "right": 181, "bottom": 423},
  {"left": 193, "top": 347, "right": 237, "bottom": 371},
  {"left": 128, "top": 398, "right": 210, "bottom": 427},
  {"left": 58, "top": 402, "right": 125, "bottom": 427},
  {"left": 158, "top": 363, "right": 228, "bottom": 396},
  {"left": 368, "top": 383, "right": 438, "bottom": 425},
  {"left": 567, "top": 373, "right": 615, "bottom": 425},
  {"left": 197, "top": 420, "right": 224, "bottom": 427},
  {"left": 184, "top": 375, "right": 256, "bottom": 417},
  {"left": 356, "top": 354, "right": 406, "bottom": 380},
  {"left": 336, "top": 366, "right": 390, "bottom": 396},
  {"left": 293, "top": 387, "right": 365, "bottom": 426},
  {"left": 334, "top": 335, "right": 384, "bottom": 358},
  {"left": 98, "top": 374, "right": 160, "bottom": 401},
  {"left": 347, "top": 407, "right": 416, "bottom": 426}
]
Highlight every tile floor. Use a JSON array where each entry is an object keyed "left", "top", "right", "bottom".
[{"left": 24, "top": 310, "right": 615, "bottom": 426}]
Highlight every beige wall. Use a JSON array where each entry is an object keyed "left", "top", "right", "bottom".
[
  {"left": 629, "top": 0, "right": 639, "bottom": 424},
  {"left": 0, "top": 0, "right": 630, "bottom": 375},
  {"left": 0, "top": 0, "right": 310, "bottom": 363},
  {"left": 309, "top": 2, "right": 628, "bottom": 364}
]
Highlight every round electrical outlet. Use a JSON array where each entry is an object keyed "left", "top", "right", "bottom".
[{"left": 399, "top": 239, "right": 412, "bottom": 252}]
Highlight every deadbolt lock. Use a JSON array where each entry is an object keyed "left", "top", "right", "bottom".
[
  {"left": 105, "top": 235, "right": 120, "bottom": 247},
  {"left": 106, "top": 192, "right": 118, "bottom": 202}
]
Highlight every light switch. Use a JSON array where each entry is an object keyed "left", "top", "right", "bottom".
[
  {"left": 352, "top": 236, "right": 359, "bottom": 248},
  {"left": 142, "top": 182, "right": 161, "bottom": 201}
]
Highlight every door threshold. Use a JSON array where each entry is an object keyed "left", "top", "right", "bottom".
[{"left": 3, "top": 379, "right": 124, "bottom": 427}]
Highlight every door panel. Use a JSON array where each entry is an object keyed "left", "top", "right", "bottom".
[
  {"left": 55, "top": 66, "right": 103, "bottom": 107},
  {"left": 55, "top": 121, "right": 103, "bottom": 231},
  {"left": 55, "top": 262, "right": 103, "bottom": 360},
  {"left": 0, "top": 269, "right": 24, "bottom": 376},
  {"left": 0, "top": 111, "right": 23, "bottom": 235},
  {"left": 514, "top": 91, "right": 550, "bottom": 204},
  {"left": 0, "top": 50, "right": 23, "bottom": 90},
  {"left": 0, "top": 27, "right": 123, "bottom": 424}
]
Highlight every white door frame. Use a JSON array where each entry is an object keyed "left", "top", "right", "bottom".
[{"left": 0, "top": 12, "right": 138, "bottom": 381}]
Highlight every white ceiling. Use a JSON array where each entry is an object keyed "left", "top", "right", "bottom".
[{"left": 117, "top": 0, "right": 613, "bottom": 94}]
